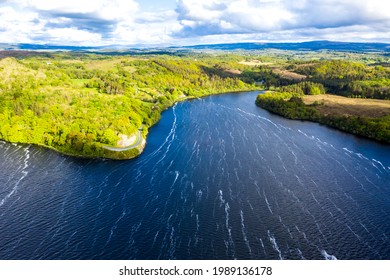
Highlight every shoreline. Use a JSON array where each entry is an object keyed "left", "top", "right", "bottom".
[
  {"left": 256, "top": 93, "right": 390, "bottom": 145},
  {"left": 0, "top": 88, "right": 260, "bottom": 160}
]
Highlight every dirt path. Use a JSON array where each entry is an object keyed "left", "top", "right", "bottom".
[{"left": 103, "top": 126, "right": 144, "bottom": 152}]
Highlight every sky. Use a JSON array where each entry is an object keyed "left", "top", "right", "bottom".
[{"left": 0, "top": 0, "right": 390, "bottom": 46}]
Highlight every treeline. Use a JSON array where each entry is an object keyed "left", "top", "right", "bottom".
[
  {"left": 241, "top": 66, "right": 292, "bottom": 88},
  {"left": 256, "top": 58, "right": 390, "bottom": 144},
  {"left": 256, "top": 92, "right": 390, "bottom": 144},
  {"left": 256, "top": 92, "right": 321, "bottom": 120},
  {"left": 291, "top": 60, "right": 390, "bottom": 99},
  {"left": 278, "top": 82, "right": 326, "bottom": 96},
  {"left": 346, "top": 80, "right": 390, "bottom": 99}
]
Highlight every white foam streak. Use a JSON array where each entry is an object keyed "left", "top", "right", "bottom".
[
  {"left": 372, "top": 159, "right": 387, "bottom": 171},
  {"left": 268, "top": 230, "right": 283, "bottom": 260},
  {"left": 172, "top": 171, "right": 180, "bottom": 187},
  {"left": 152, "top": 230, "right": 160, "bottom": 245},
  {"left": 321, "top": 250, "right": 337, "bottom": 260},
  {"left": 276, "top": 152, "right": 287, "bottom": 172},
  {"left": 218, "top": 190, "right": 225, "bottom": 206},
  {"left": 225, "top": 203, "right": 230, "bottom": 230},
  {"left": 311, "top": 193, "right": 320, "bottom": 205},
  {"left": 297, "top": 248, "right": 305, "bottom": 260},
  {"left": 236, "top": 108, "right": 282, "bottom": 131},
  {"left": 263, "top": 190, "right": 273, "bottom": 215},
  {"left": 346, "top": 224, "right": 361, "bottom": 241},
  {"left": 342, "top": 148, "right": 387, "bottom": 175},
  {"left": 150, "top": 105, "right": 178, "bottom": 165},
  {"left": 0, "top": 147, "right": 30, "bottom": 208},
  {"left": 194, "top": 214, "right": 200, "bottom": 246},
  {"left": 240, "top": 210, "right": 252, "bottom": 254},
  {"left": 196, "top": 189, "right": 203, "bottom": 201}
]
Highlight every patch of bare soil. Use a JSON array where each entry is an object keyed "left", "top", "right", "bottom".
[
  {"left": 303, "top": 94, "right": 390, "bottom": 118},
  {"left": 239, "top": 60, "right": 272, "bottom": 66},
  {"left": 271, "top": 68, "right": 307, "bottom": 80},
  {"left": 117, "top": 134, "right": 136, "bottom": 147},
  {"left": 225, "top": 69, "right": 242, "bottom": 75}
]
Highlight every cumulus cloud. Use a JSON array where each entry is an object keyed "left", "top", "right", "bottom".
[
  {"left": 174, "top": 0, "right": 293, "bottom": 37},
  {"left": 0, "top": 5, "right": 43, "bottom": 43},
  {"left": 14, "top": 0, "right": 139, "bottom": 21},
  {"left": 135, "top": 10, "right": 177, "bottom": 24},
  {"left": 13, "top": 0, "right": 138, "bottom": 39},
  {"left": 174, "top": 0, "right": 390, "bottom": 41},
  {"left": 0, "top": 0, "right": 389, "bottom": 46},
  {"left": 0, "top": 0, "right": 143, "bottom": 44},
  {"left": 33, "top": 27, "right": 103, "bottom": 44},
  {"left": 0, "top": 0, "right": 183, "bottom": 45}
]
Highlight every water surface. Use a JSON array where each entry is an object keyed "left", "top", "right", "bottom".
[{"left": 0, "top": 91, "right": 389, "bottom": 259}]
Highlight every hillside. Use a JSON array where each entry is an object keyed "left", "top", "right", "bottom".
[
  {"left": 2, "top": 40, "right": 390, "bottom": 54},
  {"left": 0, "top": 53, "right": 256, "bottom": 159},
  {"left": 1, "top": 49, "right": 389, "bottom": 159},
  {"left": 255, "top": 58, "right": 390, "bottom": 143}
]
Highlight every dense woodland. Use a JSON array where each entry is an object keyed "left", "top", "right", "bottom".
[
  {"left": 289, "top": 60, "right": 390, "bottom": 99},
  {"left": 0, "top": 50, "right": 389, "bottom": 159},
  {"left": 0, "top": 53, "right": 257, "bottom": 159},
  {"left": 256, "top": 59, "right": 390, "bottom": 143}
]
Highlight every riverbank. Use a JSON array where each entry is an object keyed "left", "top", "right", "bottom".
[
  {"left": 2, "top": 89, "right": 390, "bottom": 260},
  {"left": 256, "top": 92, "right": 390, "bottom": 144},
  {"left": 0, "top": 54, "right": 261, "bottom": 160},
  {"left": 0, "top": 89, "right": 257, "bottom": 160}
]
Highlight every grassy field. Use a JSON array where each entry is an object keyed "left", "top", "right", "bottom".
[{"left": 303, "top": 94, "right": 390, "bottom": 118}]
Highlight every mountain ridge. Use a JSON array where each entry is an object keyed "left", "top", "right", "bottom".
[{"left": 1, "top": 40, "right": 390, "bottom": 53}]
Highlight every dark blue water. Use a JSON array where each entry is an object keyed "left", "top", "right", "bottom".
[{"left": 1, "top": 91, "right": 390, "bottom": 260}]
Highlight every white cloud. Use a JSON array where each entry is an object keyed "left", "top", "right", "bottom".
[
  {"left": 174, "top": 0, "right": 390, "bottom": 42},
  {"left": 0, "top": 6, "right": 42, "bottom": 43},
  {"left": 112, "top": 10, "right": 180, "bottom": 46},
  {"left": 42, "top": 28, "right": 102, "bottom": 45},
  {"left": 13, "top": 0, "right": 139, "bottom": 20},
  {"left": 0, "top": 0, "right": 166, "bottom": 45},
  {"left": 0, "top": 0, "right": 389, "bottom": 46},
  {"left": 135, "top": 10, "right": 177, "bottom": 24}
]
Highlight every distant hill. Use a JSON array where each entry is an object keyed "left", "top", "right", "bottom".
[
  {"left": 0, "top": 43, "right": 100, "bottom": 51},
  {"left": 0, "top": 40, "right": 389, "bottom": 53},
  {"left": 181, "top": 41, "right": 390, "bottom": 53}
]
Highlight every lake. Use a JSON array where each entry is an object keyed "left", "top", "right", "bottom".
[{"left": 0, "top": 91, "right": 389, "bottom": 259}]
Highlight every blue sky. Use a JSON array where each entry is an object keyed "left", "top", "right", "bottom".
[
  {"left": 138, "top": 0, "right": 176, "bottom": 12},
  {"left": 0, "top": 0, "right": 389, "bottom": 46}
]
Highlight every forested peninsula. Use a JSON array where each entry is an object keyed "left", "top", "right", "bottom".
[
  {"left": 0, "top": 52, "right": 259, "bottom": 159},
  {"left": 0, "top": 50, "right": 389, "bottom": 160}
]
